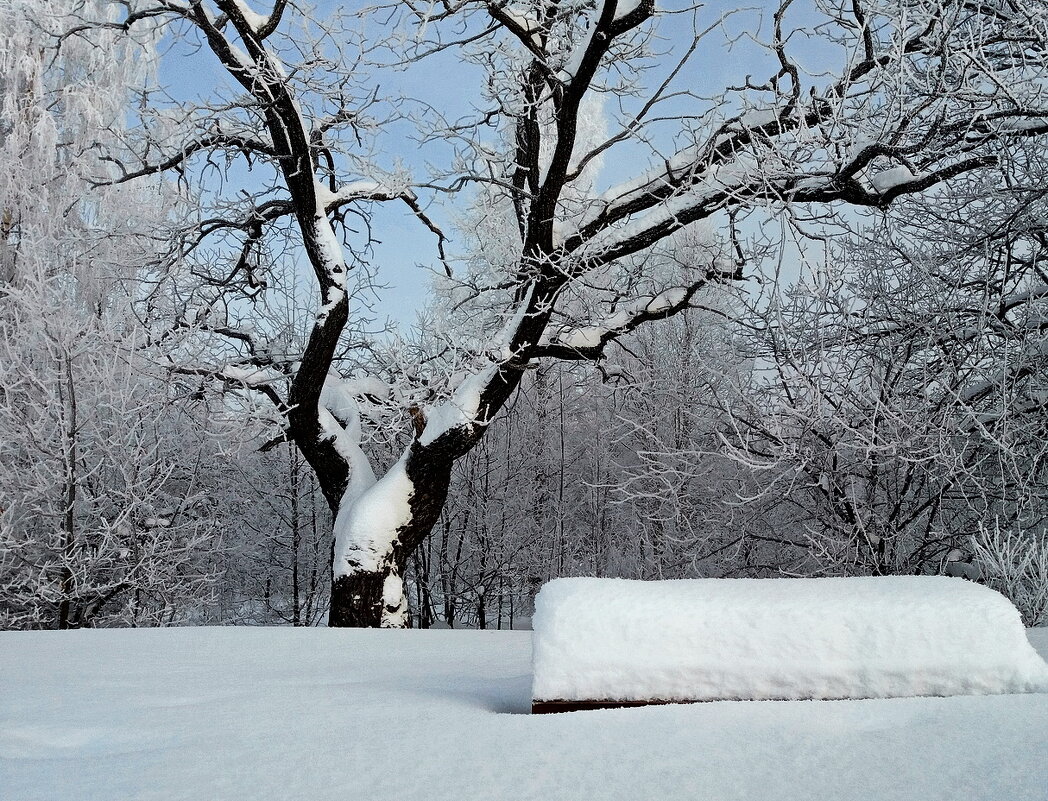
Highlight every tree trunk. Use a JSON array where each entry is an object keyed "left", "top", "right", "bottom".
[
  {"left": 289, "top": 442, "right": 301, "bottom": 626},
  {"left": 328, "top": 439, "right": 458, "bottom": 627},
  {"left": 57, "top": 351, "right": 77, "bottom": 630},
  {"left": 329, "top": 570, "right": 388, "bottom": 628}
]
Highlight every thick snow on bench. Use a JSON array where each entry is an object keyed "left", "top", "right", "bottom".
[{"left": 532, "top": 576, "right": 1048, "bottom": 703}]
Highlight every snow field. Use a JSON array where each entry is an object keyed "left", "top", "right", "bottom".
[
  {"left": 1, "top": 627, "right": 1046, "bottom": 800},
  {"left": 532, "top": 576, "right": 1048, "bottom": 703}
]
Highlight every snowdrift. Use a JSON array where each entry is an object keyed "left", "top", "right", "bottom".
[{"left": 531, "top": 576, "right": 1048, "bottom": 710}]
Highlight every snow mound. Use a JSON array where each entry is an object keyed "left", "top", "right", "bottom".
[{"left": 531, "top": 576, "right": 1048, "bottom": 704}]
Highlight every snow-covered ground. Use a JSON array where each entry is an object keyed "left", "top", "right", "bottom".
[{"left": 2, "top": 627, "right": 1047, "bottom": 801}]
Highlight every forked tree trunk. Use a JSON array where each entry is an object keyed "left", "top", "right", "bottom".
[{"left": 328, "top": 441, "right": 458, "bottom": 628}]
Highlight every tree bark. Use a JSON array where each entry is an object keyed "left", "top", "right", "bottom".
[
  {"left": 329, "top": 571, "right": 387, "bottom": 628},
  {"left": 57, "top": 351, "right": 77, "bottom": 630},
  {"left": 328, "top": 439, "right": 459, "bottom": 627}
]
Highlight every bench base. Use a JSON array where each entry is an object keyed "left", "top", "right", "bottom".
[{"left": 531, "top": 698, "right": 701, "bottom": 714}]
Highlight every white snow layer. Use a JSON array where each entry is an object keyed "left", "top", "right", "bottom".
[
  {"left": 2, "top": 627, "right": 1047, "bottom": 801},
  {"left": 418, "top": 365, "right": 496, "bottom": 446},
  {"left": 531, "top": 576, "right": 1048, "bottom": 703},
  {"left": 220, "top": 365, "right": 282, "bottom": 386},
  {"left": 320, "top": 373, "right": 390, "bottom": 421},
  {"left": 869, "top": 166, "right": 921, "bottom": 193},
  {"left": 613, "top": 0, "right": 644, "bottom": 20},
  {"left": 553, "top": 287, "right": 691, "bottom": 350},
  {"left": 381, "top": 572, "right": 408, "bottom": 628},
  {"left": 227, "top": 0, "right": 268, "bottom": 33},
  {"left": 331, "top": 454, "right": 413, "bottom": 576}
]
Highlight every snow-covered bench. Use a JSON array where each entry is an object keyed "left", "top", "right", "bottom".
[{"left": 530, "top": 576, "right": 1048, "bottom": 712}]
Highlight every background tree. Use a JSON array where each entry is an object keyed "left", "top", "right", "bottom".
[
  {"left": 716, "top": 158, "right": 1048, "bottom": 619},
  {"left": 0, "top": 0, "right": 223, "bottom": 628}
]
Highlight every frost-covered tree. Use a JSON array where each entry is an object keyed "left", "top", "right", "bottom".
[
  {"left": 84, "top": 0, "right": 1048, "bottom": 626},
  {"left": 596, "top": 307, "right": 765, "bottom": 579},
  {"left": 213, "top": 439, "right": 332, "bottom": 625},
  {"left": 0, "top": 1, "right": 224, "bottom": 629},
  {"left": 0, "top": 286, "right": 224, "bottom": 628},
  {"left": 718, "top": 160, "right": 1048, "bottom": 607}
]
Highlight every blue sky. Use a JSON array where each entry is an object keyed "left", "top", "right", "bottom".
[{"left": 153, "top": 1, "right": 829, "bottom": 329}]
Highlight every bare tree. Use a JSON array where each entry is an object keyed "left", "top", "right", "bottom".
[
  {"left": 0, "top": 0, "right": 224, "bottom": 629},
  {"left": 83, "top": 0, "right": 1048, "bottom": 626},
  {"left": 716, "top": 156, "right": 1047, "bottom": 593}
]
